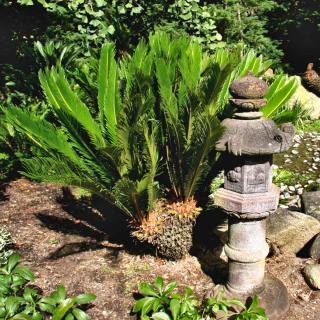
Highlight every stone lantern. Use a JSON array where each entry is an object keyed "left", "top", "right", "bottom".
[{"left": 213, "top": 72, "right": 295, "bottom": 319}]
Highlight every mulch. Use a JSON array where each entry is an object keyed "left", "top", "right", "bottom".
[{"left": 0, "top": 178, "right": 319, "bottom": 319}]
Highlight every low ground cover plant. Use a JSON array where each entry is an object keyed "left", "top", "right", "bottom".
[
  {"left": 133, "top": 276, "right": 268, "bottom": 320},
  {"left": 0, "top": 253, "right": 96, "bottom": 320},
  {"left": 0, "top": 228, "right": 14, "bottom": 265},
  {"left": 5, "top": 32, "right": 298, "bottom": 260}
]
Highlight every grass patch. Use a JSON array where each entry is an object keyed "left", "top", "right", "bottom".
[{"left": 299, "top": 120, "right": 320, "bottom": 133}]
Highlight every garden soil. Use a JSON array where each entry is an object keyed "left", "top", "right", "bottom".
[{"left": 0, "top": 178, "right": 319, "bottom": 319}]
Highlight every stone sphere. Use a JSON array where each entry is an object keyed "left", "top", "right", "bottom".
[{"left": 230, "top": 71, "right": 268, "bottom": 99}]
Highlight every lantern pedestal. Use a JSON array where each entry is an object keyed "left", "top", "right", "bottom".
[
  {"left": 212, "top": 186, "right": 289, "bottom": 319},
  {"left": 212, "top": 276, "right": 289, "bottom": 320}
]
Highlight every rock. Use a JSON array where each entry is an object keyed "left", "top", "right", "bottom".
[
  {"left": 267, "top": 209, "right": 320, "bottom": 254},
  {"left": 302, "top": 191, "right": 320, "bottom": 221},
  {"left": 280, "top": 185, "right": 288, "bottom": 192},
  {"left": 287, "top": 76, "right": 320, "bottom": 120},
  {"left": 310, "top": 233, "right": 320, "bottom": 259},
  {"left": 284, "top": 192, "right": 291, "bottom": 199},
  {"left": 297, "top": 188, "right": 304, "bottom": 195},
  {"left": 291, "top": 149, "right": 299, "bottom": 155},
  {"left": 289, "top": 186, "right": 295, "bottom": 192},
  {"left": 303, "top": 264, "right": 320, "bottom": 289}
]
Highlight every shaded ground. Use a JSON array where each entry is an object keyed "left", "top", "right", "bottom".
[{"left": 0, "top": 178, "right": 319, "bottom": 320}]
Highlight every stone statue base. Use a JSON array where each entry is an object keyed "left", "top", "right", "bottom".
[
  {"left": 214, "top": 185, "right": 279, "bottom": 215},
  {"left": 208, "top": 275, "right": 289, "bottom": 320}
]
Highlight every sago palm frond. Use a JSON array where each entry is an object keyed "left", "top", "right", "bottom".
[
  {"left": 262, "top": 75, "right": 299, "bottom": 118},
  {"left": 98, "top": 43, "right": 121, "bottom": 143},
  {"left": 5, "top": 106, "right": 78, "bottom": 162},
  {"left": 183, "top": 115, "right": 223, "bottom": 199},
  {"left": 39, "top": 68, "right": 105, "bottom": 149}
]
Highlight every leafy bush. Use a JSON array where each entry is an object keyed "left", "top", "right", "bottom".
[
  {"left": 5, "top": 32, "right": 298, "bottom": 258},
  {"left": 12, "top": 0, "right": 286, "bottom": 64},
  {"left": 0, "top": 253, "right": 96, "bottom": 320},
  {"left": 133, "top": 276, "right": 268, "bottom": 320},
  {"left": 13, "top": 0, "right": 223, "bottom": 55},
  {"left": 0, "top": 228, "right": 14, "bottom": 265}
]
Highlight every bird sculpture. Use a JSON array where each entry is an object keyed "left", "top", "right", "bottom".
[{"left": 302, "top": 63, "right": 320, "bottom": 97}]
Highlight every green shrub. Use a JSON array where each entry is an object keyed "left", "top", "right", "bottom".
[
  {"left": 13, "top": 0, "right": 223, "bottom": 55},
  {"left": 0, "top": 253, "right": 96, "bottom": 320},
  {"left": 133, "top": 276, "right": 268, "bottom": 320},
  {"left": 273, "top": 169, "right": 300, "bottom": 186},
  {"left": 0, "top": 228, "right": 14, "bottom": 265},
  {"left": 5, "top": 32, "right": 298, "bottom": 258},
  {"left": 12, "top": 0, "right": 284, "bottom": 63}
]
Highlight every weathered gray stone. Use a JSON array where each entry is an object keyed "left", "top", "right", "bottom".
[
  {"left": 303, "top": 264, "right": 320, "bottom": 289},
  {"left": 302, "top": 191, "right": 320, "bottom": 221},
  {"left": 310, "top": 233, "right": 320, "bottom": 259},
  {"left": 267, "top": 209, "right": 320, "bottom": 253},
  {"left": 214, "top": 185, "right": 279, "bottom": 215},
  {"left": 212, "top": 73, "right": 291, "bottom": 320}
]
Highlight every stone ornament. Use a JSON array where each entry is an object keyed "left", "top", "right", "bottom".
[
  {"left": 212, "top": 71, "right": 294, "bottom": 320},
  {"left": 216, "top": 72, "right": 295, "bottom": 157}
]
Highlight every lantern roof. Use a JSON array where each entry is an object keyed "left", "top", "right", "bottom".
[{"left": 216, "top": 72, "right": 295, "bottom": 156}]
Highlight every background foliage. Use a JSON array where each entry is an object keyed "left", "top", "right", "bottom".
[{"left": 0, "top": 0, "right": 317, "bottom": 183}]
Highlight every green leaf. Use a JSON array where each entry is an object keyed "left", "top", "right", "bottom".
[
  {"left": 74, "top": 293, "right": 96, "bottom": 305},
  {"left": 133, "top": 297, "right": 156, "bottom": 314},
  {"left": 151, "top": 312, "right": 171, "bottom": 320},
  {"left": 18, "top": 0, "right": 33, "bottom": 5},
  {"left": 155, "top": 277, "right": 164, "bottom": 293},
  {"left": 139, "top": 283, "right": 159, "bottom": 297},
  {"left": 7, "top": 254, "right": 20, "bottom": 273},
  {"left": 52, "top": 298, "right": 75, "bottom": 320},
  {"left": 39, "top": 68, "right": 105, "bottom": 149},
  {"left": 248, "top": 296, "right": 259, "bottom": 312},
  {"left": 15, "top": 267, "right": 35, "bottom": 281},
  {"left": 55, "top": 285, "right": 67, "bottom": 301},
  {"left": 169, "top": 299, "right": 180, "bottom": 320},
  {"left": 163, "top": 282, "right": 176, "bottom": 295},
  {"left": 72, "top": 308, "right": 90, "bottom": 320},
  {"left": 262, "top": 77, "right": 298, "bottom": 117},
  {"left": 98, "top": 43, "right": 120, "bottom": 143},
  {"left": 11, "top": 313, "right": 32, "bottom": 320},
  {"left": 141, "top": 297, "right": 157, "bottom": 316}
]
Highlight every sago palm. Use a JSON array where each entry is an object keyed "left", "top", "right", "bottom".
[
  {"left": 5, "top": 44, "right": 160, "bottom": 227},
  {"left": 5, "top": 32, "right": 298, "bottom": 260},
  {"left": 129, "top": 33, "right": 298, "bottom": 259}
]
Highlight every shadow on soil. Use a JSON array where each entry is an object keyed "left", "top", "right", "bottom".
[
  {"left": 35, "top": 186, "right": 228, "bottom": 283},
  {"left": 36, "top": 188, "right": 154, "bottom": 259},
  {"left": 192, "top": 208, "right": 228, "bottom": 285},
  {"left": 0, "top": 182, "right": 9, "bottom": 202}
]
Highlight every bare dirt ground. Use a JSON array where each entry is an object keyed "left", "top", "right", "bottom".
[{"left": 0, "top": 178, "right": 319, "bottom": 320}]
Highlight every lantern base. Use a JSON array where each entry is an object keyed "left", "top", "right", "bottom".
[
  {"left": 207, "top": 275, "right": 289, "bottom": 320},
  {"left": 214, "top": 185, "right": 279, "bottom": 216}
]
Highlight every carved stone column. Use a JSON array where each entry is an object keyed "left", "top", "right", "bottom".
[{"left": 213, "top": 72, "right": 295, "bottom": 319}]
